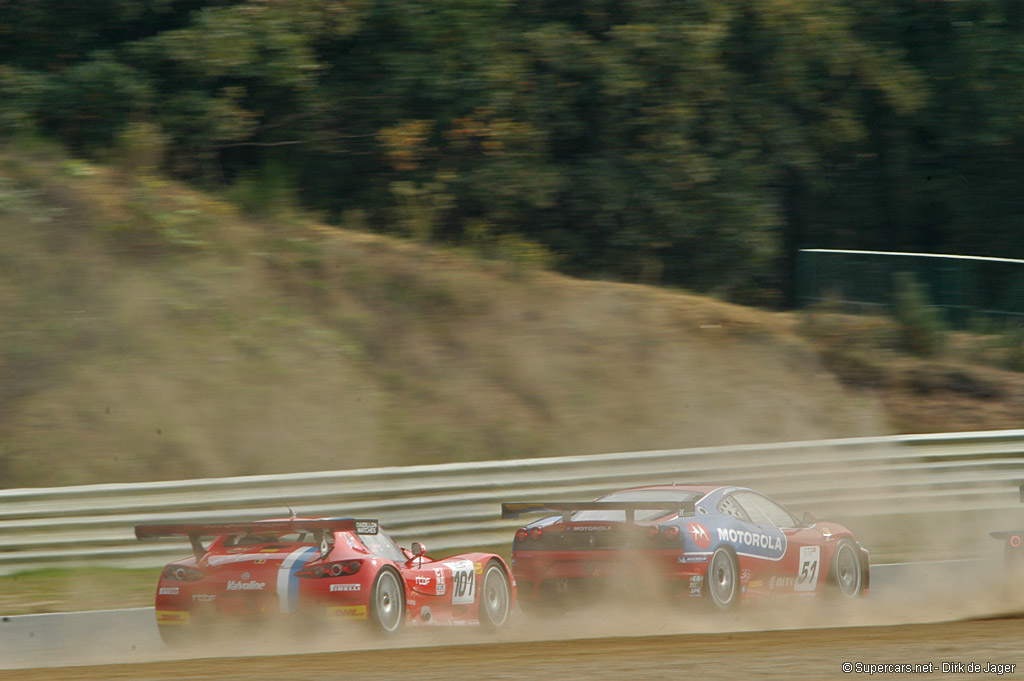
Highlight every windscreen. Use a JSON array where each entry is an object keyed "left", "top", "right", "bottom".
[
  {"left": 571, "top": 489, "right": 703, "bottom": 522},
  {"left": 223, "top": 532, "right": 313, "bottom": 547}
]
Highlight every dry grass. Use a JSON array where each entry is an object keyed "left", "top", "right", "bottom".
[
  {"left": 0, "top": 567, "right": 158, "bottom": 615},
  {"left": 0, "top": 144, "right": 890, "bottom": 488},
  {"left": 799, "top": 310, "right": 1024, "bottom": 434}
]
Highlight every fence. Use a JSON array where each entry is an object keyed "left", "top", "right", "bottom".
[
  {"left": 2, "top": 430, "right": 1024, "bottom": 574},
  {"left": 796, "top": 249, "right": 1024, "bottom": 325}
]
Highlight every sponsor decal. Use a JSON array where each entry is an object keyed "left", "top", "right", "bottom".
[
  {"left": 678, "top": 554, "right": 708, "bottom": 563},
  {"left": 415, "top": 576, "right": 432, "bottom": 586},
  {"left": 740, "top": 569, "right": 752, "bottom": 582},
  {"left": 228, "top": 547, "right": 246, "bottom": 553},
  {"left": 158, "top": 587, "right": 180, "bottom": 596},
  {"left": 687, "top": 522, "right": 711, "bottom": 549},
  {"left": 445, "top": 559, "right": 476, "bottom": 605},
  {"left": 689, "top": 575, "right": 703, "bottom": 584},
  {"left": 794, "top": 545, "right": 820, "bottom": 592},
  {"left": 253, "top": 558, "right": 267, "bottom": 565},
  {"left": 329, "top": 583, "right": 361, "bottom": 592},
  {"left": 328, "top": 605, "right": 367, "bottom": 619},
  {"left": 192, "top": 594, "right": 216, "bottom": 602},
  {"left": 156, "top": 610, "right": 190, "bottom": 625},
  {"left": 568, "top": 524, "right": 612, "bottom": 532},
  {"left": 355, "top": 520, "right": 378, "bottom": 535},
  {"left": 474, "top": 562, "right": 483, "bottom": 575},
  {"left": 748, "top": 580, "right": 764, "bottom": 589},
  {"left": 434, "top": 567, "right": 447, "bottom": 596},
  {"left": 770, "top": 576, "right": 795, "bottom": 590},
  {"left": 716, "top": 527, "right": 786, "bottom": 559},
  {"left": 227, "top": 580, "right": 266, "bottom": 591}
]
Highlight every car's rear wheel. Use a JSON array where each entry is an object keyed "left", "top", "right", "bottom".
[
  {"left": 368, "top": 567, "right": 405, "bottom": 634},
  {"left": 706, "top": 546, "right": 739, "bottom": 610},
  {"left": 829, "top": 539, "right": 863, "bottom": 598},
  {"left": 479, "top": 561, "right": 512, "bottom": 629}
]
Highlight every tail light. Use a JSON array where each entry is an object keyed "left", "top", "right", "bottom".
[
  {"left": 515, "top": 528, "right": 529, "bottom": 542},
  {"left": 528, "top": 527, "right": 543, "bottom": 540},
  {"left": 662, "top": 525, "right": 680, "bottom": 539},
  {"left": 1011, "top": 535, "right": 1022, "bottom": 548},
  {"left": 645, "top": 525, "right": 659, "bottom": 539},
  {"left": 297, "top": 560, "right": 362, "bottom": 578},
  {"left": 162, "top": 565, "right": 204, "bottom": 581}
]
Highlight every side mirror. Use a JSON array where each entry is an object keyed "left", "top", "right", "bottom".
[
  {"left": 405, "top": 541, "right": 427, "bottom": 567},
  {"left": 801, "top": 511, "right": 816, "bottom": 527}
]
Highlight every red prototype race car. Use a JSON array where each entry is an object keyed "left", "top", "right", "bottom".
[
  {"left": 135, "top": 516, "right": 515, "bottom": 642},
  {"left": 504, "top": 484, "right": 869, "bottom": 611}
]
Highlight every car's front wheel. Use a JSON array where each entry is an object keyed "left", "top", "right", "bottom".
[
  {"left": 479, "top": 561, "right": 512, "bottom": 630},
  {"left": 368, "top": 567, "right": 405, "bottom": 634},
  {"left": 706, "top": 546, "right": 740, "bottom": 610},
  {"left": 829, "top": 539, "right": 863, "bottom": 598}
]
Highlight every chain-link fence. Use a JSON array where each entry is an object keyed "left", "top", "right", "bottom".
[{"left": 796, "top": 249, "right": 1024, "bottom": 326}]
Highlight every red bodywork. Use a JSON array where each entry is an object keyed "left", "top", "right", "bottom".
[
  {"left": 137, "top": 517, "right": 515, "bottom": 640},
  {"left": 507, "top": 485, "right": 870, "bottom": 608}
]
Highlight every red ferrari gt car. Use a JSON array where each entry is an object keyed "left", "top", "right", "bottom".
[
  {"left": 135, "top": 516, "right": 515, "bottom": 643},
  {"left": 504, "top": 484, "right": 869, "bottom": 611}
]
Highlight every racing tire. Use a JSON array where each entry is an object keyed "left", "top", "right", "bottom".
[
  {"left": 479, "top": 561, "right": 512, "bottom": 630},
  {"left": 368, "top": 567, "right": 405, "bottom": 634},
  {"left": 705, "top": 546, "right": 740, "bottom": 610},
  {"left": 828, "top": 539, "right": 863, "bottom": 599}
]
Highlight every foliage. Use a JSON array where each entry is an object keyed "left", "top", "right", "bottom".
[
  {"left": 1, "top": 1, "right": 1023, "bottom": 304},
  {"left": 893, "top": 271, "right": 947, "bottom": 357}
]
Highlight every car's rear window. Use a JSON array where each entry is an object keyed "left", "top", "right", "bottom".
[
  {"left": 572, "top": 489, "right": 703, "bottom": 522},
  {"left": 223, "top": 532, "right": 312, "bottom": 547}
]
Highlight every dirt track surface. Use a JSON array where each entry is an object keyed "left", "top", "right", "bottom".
[{"left": 17, "top": 617, "right": 1024, "bottom": 681}]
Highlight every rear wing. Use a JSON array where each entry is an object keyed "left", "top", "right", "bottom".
[
  {"left": 135, "top": 517, "right": 378, "bottom": 561},
  {"left": 501, "top": 501, "right": 695, "bottom": 523}
]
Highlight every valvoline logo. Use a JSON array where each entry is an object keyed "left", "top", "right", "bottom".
[{"left": 687, "top": 522, "right": 711, "bottom": 549}]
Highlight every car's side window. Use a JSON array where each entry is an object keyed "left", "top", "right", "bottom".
[
  {"left": 357, "top": 530, "right": 407, "bottom": 563},
  {"left": 717, "top": 494, "right": 752, "bottom": 523},
  {"left": 734, "top": 492, "right": 798, "bottom": 528}
]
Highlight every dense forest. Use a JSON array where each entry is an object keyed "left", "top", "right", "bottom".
[{"left": 2, "top": 0, "right": 1023, "bottom": 305}]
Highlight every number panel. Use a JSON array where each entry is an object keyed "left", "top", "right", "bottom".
[
  {"left": 444, "top": 559, "right": 477, "bottom": 605},
  {"left": 794, "top": 545, "right": 820, "bottom": 592}
]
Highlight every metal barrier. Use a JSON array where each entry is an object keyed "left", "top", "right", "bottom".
[{"left": 2, "top": 430, "right": 1024, "bottom": 573}]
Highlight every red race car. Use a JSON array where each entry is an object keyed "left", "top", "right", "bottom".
[
  {"left": 504, "top": 484, "right": 869, "bottom": 611},
  {"left": 135, "top": 516, "right": 515, "bottom": 643}
]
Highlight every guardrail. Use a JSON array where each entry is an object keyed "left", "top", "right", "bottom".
[{"left": 2, "top": 430, "right": 1024, "bottom": 573}]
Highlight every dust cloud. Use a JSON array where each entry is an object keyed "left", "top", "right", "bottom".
[{"left": 6, "top": 558, "right": 1024, "bottom": 671}]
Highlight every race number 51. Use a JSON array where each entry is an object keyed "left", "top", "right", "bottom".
[{"left": 794, "top": 545, "right": 820, "bottom": 592}]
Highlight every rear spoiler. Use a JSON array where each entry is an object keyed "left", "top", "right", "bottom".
[
  {"left": 135, "top": 517, "right": 378, "bottom": 561},
  {"left": 501, "top": 501, "right": 695, "bottom": 523}
]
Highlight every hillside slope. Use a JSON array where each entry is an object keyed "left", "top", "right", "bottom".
[{"left": 2, "top": 145, "right": 890, "bottom": 487}]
